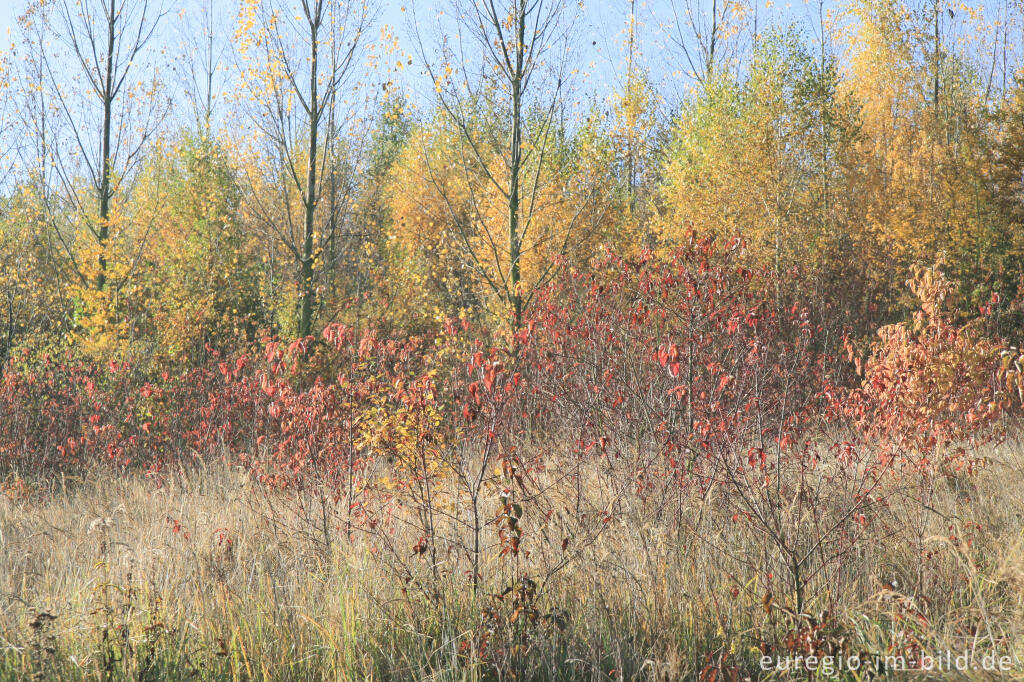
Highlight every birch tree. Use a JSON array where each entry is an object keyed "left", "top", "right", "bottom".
[
  {"left": 411, "top": 0, "right": 583, "bottom": 329},
  {"left": 42, "top": 0, "right": 169, "bottom": 291},
  {"left": 235, "top": 0, "right": 374, "bottom": 337}
]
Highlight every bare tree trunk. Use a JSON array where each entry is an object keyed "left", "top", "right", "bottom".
[
  {"left": 508, "top": 5, "right": 525, "bottom": 329},
  {"left": 933, "top": 0, "right": 941, "bottom": 113},
  {"left": 299, "top": 8, "right": 321, "bottom": 338},
  {"left": 96, "top": 0, "right": 116, "bottom": 290}
]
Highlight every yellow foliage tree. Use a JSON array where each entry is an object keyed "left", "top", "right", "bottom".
[
  {"left": 660, "top": 28, "right": 867, "bottom": 314},
  {"left": 842, "top": 0, "right": 1018, "bottom": 311},
  {"left": 130, "top": 133, "right": 264, "bottom": 368},
  {"left": 386, "top": 104, "right": 615, "bottom": 327}
]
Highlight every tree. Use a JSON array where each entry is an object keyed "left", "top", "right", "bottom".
[
  {"left": 235, "top": 0, "right": 374, "bottom": 338},
  {"left": 660, "top": 28, "right": 865, "bottom": 321},
  {"left": 842, "top": 0, "right": 1017, "bottom": 319},
  {"left": 0, "top": 46, "right": 22, "bottom": 365},
  {"left": 43, "top": 0, "right": 169, "bottom": 291},
  {"left": 411, "top": 0, "right": 583, "bottom": 329},
  {"left": 132, "top": 132, "right": 264, "bottom": 368},
  {"left": 665, "top": 0, "right": 745, "bottom": 89},
  {"left": 173, "top": 0, "right": 233, "bottom": 133},
  {"left": 388, "top": 99, "right": 616, "bottom": 328},
  {"left": 990, "top": 75, "right": 1024, "bottom": 249},
  {"left": 608, "top": 2, "right": 664, "bottom": 241},
  {"left": 986, "top": 75, "right": 1024, "bottom": 333},
  {"left": 3, "top": 0, "right": 169, "bottom": 361},
  {"left": 353, "top": 95, "right": 411, "bottom": 321}
]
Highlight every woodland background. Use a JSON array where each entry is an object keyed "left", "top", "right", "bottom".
[{"left": 0, "top": 0, "right": 1022, "bottom": 354}]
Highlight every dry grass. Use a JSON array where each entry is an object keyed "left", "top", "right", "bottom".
[{"left": 3, "top": 436, "right": 1024, "bottom": 680}]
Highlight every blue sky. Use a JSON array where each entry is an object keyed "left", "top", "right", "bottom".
[
  {"left": 0, "top": 0, "right": 1018, "bottom": 109},
  {"left": 0, "top": 0, "right": 792, "bottom": 95},
  {"left": 0, "top": 4, "right": 18, "bottom": 43}
]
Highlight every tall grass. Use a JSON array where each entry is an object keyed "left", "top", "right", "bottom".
[{"left": 3, "top": 433, "right": 1024, "bottom": 680}]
